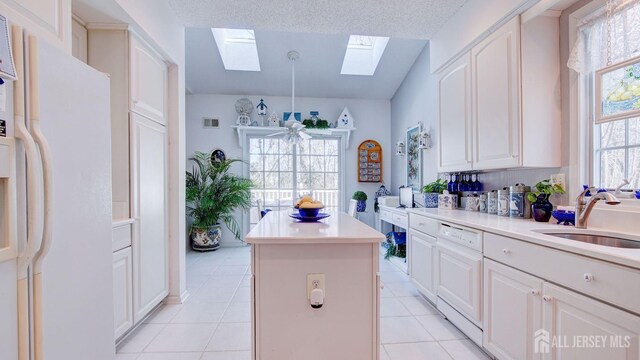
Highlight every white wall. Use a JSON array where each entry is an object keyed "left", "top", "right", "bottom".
[
  {"left": 186, "top": 94, "right": 391, "bottom": 244},
  {"left": 390, "top": 44, "right": 439, "bottom": 192}
]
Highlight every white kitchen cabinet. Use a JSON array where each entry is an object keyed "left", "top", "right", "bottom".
[
  {"left": 130, "top": 113, "right": 168, "bottom": 323},
  {"left": 130, "top": 35, "right": 167, "bottom": 125},
  {"left": 471, "top": 16, "right": 521, "bottom": 170},
  {"left": 71, "top": 16, "right": 87, "bottom": 63},
  {"left": 438, "top": 53, "right": 473, "bottom": 172},
  {"left": 437, "top": 14, "right": 561, "bottom": 172},
  {"left": 409, "top": 230, "right": 437, "bottom": 303},
  {"left": 484, "top": 259, "right": 543, "bottom": 360},
  {"left": 0, "top": 0, "right": 71, "bottom": 52},
  {"left": 113, "top": 247, "right": 134, "bottom": 340},
  {"left": 542, "top": 283, "right": 640, "bottom": 360}
]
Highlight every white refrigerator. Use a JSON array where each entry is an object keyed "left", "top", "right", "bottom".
[{"left": 0, "top": 24, "right": 115, "bottom": 360}]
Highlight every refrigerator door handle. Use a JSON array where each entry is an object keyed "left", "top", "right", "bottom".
[{"left": 27, "top": 34, "right": 54, "bottom": 360}]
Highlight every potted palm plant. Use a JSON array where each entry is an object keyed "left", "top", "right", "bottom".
[{"left": 186, "top": 151, "right": 253, "bottom": 251}]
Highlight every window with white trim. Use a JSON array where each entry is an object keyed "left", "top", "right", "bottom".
[
  {"left": 570, "top": 0, "right": 640, "bottom": 189},
  {"left": 248, "top": 137, "right": 342, "bottom": 226}
]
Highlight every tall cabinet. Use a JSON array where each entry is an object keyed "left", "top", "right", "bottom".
[{"left": 88, "top": 26, "right": 169, "bottom": 340}]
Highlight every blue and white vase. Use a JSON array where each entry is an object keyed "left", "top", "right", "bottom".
[
  {"left": 356, "top": 200, "right": 366, "bottom": 212},
  {"left": 423, "top": 193, "right": 439, "bottom": 208}
]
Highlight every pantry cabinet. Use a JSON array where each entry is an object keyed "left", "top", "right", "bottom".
[
  {"left": 437, "top": 14, "right": 561, "bottom": 172},
  {"left": 438, "top": 53, "right": 473, "bottom": 172},
  {"left": 129, "top": 35, "right": 168, "bottom": 124},
  {"left": 130, "top": 113, "right": 168, "bottom": 323},
  {"left": 542, "top": 283, "right": 640, "bottom": 360},
  {"left": 483, "top": 259, "right": 543, "bottom": 360},
  {"left": 0, "top": 0, "right": 72, "bottom": 52}
]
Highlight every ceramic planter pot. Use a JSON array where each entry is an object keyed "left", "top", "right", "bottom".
[
  {"left": 423, "top": 193, "right": 439, "bottom": 208},
  {"left": 531, "top": 195, "right": 553, "bottom": 222},
  {"left": 191, "top": 224, "right": 222, "bottom": 252},
  {"left": 356, "top": 200, "right": 366, "bottom": 212}
]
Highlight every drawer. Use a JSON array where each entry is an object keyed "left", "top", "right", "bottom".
[
  {"left": 485, "top": 232, "right": 640, "bottom": 314},
  {"left": 379, "top": 209, "right": 393, "bottom": 223},
  {"left": 112, "top": 223, "right": 132, "bottom": 252},
  {"left": 409, "top": 213, "right": 438, "bottom": 237},
  {"left": 392, "top": 213, "right": 408, "bottom": 228}
]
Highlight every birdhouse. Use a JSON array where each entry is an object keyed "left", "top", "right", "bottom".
[
  {"left": 256, "top": 99, "right": 268, "bottom": 116},
  {"left": 337, "top": 107, "right": 355, "bottom": 128},
  {"left": 267, "top": 112, "right": 280, "bottom": 127}
]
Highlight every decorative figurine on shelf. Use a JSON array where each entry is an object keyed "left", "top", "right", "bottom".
[
  {"left": 256, "top": 99, "right": 268, "bottom": 126},
  {"left": 310, "top": 111, "right": 319, "bottom": 125},
  {"left": 337, "top": 107, "right": 355, "bottom": 128},
  {"left": 267, "top": 112, "right": 280, "bottom": 127},
  {"left": 235, "top": 98, "right": 253, "bottom": 126}
]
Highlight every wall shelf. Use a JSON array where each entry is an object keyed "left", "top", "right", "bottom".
[{"left": 232, "top": 126, "right": 355, "bottom": 149}]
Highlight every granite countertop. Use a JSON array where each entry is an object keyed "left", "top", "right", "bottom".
[
  {"left": 245, "top": 211, "right": 385, "bottom": 245},
  {"left": 407, "top": 208, "right": 640, "bottom": 269}
]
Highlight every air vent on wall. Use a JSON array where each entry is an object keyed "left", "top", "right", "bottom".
[{"left": 203, "top": 118, "right": 220, "bottom": 128}]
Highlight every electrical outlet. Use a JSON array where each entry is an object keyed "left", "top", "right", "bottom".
[
  {"left": 551, "top": 173, "right": 566, "bottom": 190},
  {"left": 307, "top": 274, "right": 325, "bottom": 299}
]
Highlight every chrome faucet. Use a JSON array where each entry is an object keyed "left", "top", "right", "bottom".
[{"left": 575, "top": 187, "right": 621, "bottom": 229}]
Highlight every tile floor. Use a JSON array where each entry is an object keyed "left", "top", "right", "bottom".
[{"left": 116, "top": 246, "right": 491, "bottom": 360}]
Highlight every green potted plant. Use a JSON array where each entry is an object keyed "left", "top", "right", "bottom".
[
  {"left": 352, "top": 191, "right": 368, "bottom": 212},
  {"left": 186, "top": 151, "right": 253, "bottom": 251},
  {"left": 527, "top": 179, "right": 565, "bottom": 222},
  {"left": 421, "top": 179, "right": 447, "bottom": 208}
]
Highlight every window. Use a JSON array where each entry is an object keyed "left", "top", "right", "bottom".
[
  {"left": 248, "top": 137, "right": 342, "bottom": 226},
  {"left": 211, "top": 28, "right": 261, "bottom": 71},
  {"left": 340, "top": 35, "right": 390, "bottom": 76},
  {"left": 570, "top": 0, "right": 640, "bottom": 189}
]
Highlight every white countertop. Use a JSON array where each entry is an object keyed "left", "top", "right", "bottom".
[
  {"left": 245, "top": 211, "right": 385, "bottom": 245},
  {"left": 407, "top": 208, "right": 640, "bottom": 269}
]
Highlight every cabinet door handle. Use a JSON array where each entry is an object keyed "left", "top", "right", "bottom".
[
  {"left": 583, "top": 273, "right": 594, "bottom": 282},
  {"left": 543, "top": 295, "right": 553, "bottom": 302},
  {"left": 530, "top": 289, "right": 539, "bottom": 296},
  {"left": 502, "top": 248, "right": 511, "bottom": 255}
]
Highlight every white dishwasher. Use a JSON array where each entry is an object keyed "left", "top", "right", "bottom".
[{"left": 436, "top": 222, "right": 483, "bottom": 346}]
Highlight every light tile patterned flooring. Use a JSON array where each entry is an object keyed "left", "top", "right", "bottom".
[{"left": 117, "top": 246, "right": 491, "bottom": 360}]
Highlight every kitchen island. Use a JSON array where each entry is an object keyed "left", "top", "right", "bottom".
[{"left": 245, "top": 211, "right": 385, "bottom": 360}]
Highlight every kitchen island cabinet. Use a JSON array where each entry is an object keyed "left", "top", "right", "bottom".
[{"left": 245, "top": 211, "right": 385, "bottom": 360}]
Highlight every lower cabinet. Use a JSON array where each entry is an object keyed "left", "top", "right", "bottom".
[
  {"left": 112, "top": 247, "right": 134, "bottom": 340},
  {"left": 484, "top": 258, "right": 640, "bottom": 360},
  {"left": 483, "top": 259, "right": 542, "bottom": 360},
  {"left": 542, "top": 283, "right": 640, "bottom": 360},
  {"left": 409, "top": 231, "right": 437, "bottom": 303}
]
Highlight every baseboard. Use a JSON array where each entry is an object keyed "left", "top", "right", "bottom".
[{"left": 165, "top": 289, "right": 190, "bottom": 304}]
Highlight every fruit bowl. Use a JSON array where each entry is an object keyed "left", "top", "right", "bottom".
[{"left": 298, "top": 207, "right": 324, "bottom": 217}]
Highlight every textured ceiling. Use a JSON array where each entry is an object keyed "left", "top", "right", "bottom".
[
  {"left": 185, "top": 28, "right": 427, "bottom": 99},
  {"left": 169, "top": 0, "right": 468, "bottom": 40}
]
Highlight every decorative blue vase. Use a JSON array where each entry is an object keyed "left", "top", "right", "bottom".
[
  {"left": 356, "top": 200, "right": 366, "bottom": 212},
  {"left": 531, "top": 195, "right": 553, "bottom": 222},
  {"left": 423, "top": 193, "right": 439, "bottom": 208}
]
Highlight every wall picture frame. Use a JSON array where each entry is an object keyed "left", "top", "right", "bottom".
[
  {"left": 595, "top": 55, "right": 640, "bottom": 124},
  {"left": 406, "top": 124, "right": 422, "bottom": 191}
]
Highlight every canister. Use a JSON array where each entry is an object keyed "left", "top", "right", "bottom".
[
  {"left": 487, "top": 190, "right": 498, "bottom": 214},
  {"left": 459, "top": 191, "right": 473, "bottom": 209},
  {"left": 465, "top": 193, "right": 480, "bottom": 211},
  {"left": 509, "top": 183, "right": 532, "bottom": 218},
  {"left": 479, "top": 193, "right": 488, "bottom": 213},
  {"left": 438, "top": 190, "right": 458, "bottom": 210},
  {"left": 497, "top": 188, "right": 510, "bottom": 216}
]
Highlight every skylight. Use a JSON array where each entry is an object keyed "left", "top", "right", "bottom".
[
  {"left": 340, "top": 35, "right": 390, "bottom": 76},
  {"left": 211, "top": 28, "right": 261, "bottom": 71}
]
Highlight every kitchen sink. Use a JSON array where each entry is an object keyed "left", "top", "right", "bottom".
[{"left": 541, "top": 232, "right": 640, "bottom": 249}]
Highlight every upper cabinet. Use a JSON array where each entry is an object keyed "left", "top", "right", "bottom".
[
  {"left": 0, "top": 0, "right": 72, "bottom": 53},
  {"left": 437, "top": 15, "right": 561, "bottom": 172},
  {"left": 130, "top": 35, "right": 168, "bottom": 124},
  {"left": 439, "top": 54, "right": 473, "bottom": 172},
  {"left": 471, "top": 17, "right": 521, "bottom": 170}
]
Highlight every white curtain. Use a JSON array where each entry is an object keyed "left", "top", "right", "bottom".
[{"left": 568, "top": 0, "right": 640, "bottom": 74}]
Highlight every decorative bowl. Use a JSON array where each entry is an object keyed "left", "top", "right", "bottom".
[
  {"left": 552, "top": 210, "right": 575, "bottom": 226},
  {"left": 635, "top": 190, "right": 640, "bottom": 199},
  {"left": 298, "top": 207, "right": 323, "bottom": 217}
]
